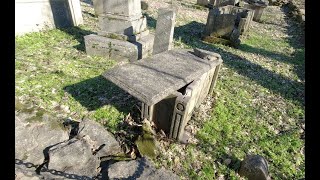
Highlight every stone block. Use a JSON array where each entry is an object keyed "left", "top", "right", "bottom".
[
  {"left": 197, "top": 0, "right": 210, "bottom": 6},
  {"left": 132, "top": 33, "right": 155, "bottom": 59},
  {"left": 84, "top": 34, "right": 139, "bottom": 61},
  {"left": 153, "top": 8, "right": 176, "bottom": 55},
  {"left": 98, "top": 14, "right": 147, "bottom": 37},
  {"left": 92, "top": 0, "right": 104, "bottom": 16},
  {"left": 210, "top": 0, "right": 238, "bottom": 7},
  {"left": 105, "top": 0, "right": 141, "bottom": 18}
]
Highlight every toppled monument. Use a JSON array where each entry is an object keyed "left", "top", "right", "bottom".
[
  {"left": 85, "top": 0, "right": 154, "bottom": 61},
  {"left": 103, "top": 48, "right": 223, "bottom": 141},
  {"left": 202, "top": 5, "right": 254, "bottom": 47}
]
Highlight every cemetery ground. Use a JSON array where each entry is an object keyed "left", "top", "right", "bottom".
[{"left": 15, "top": 0, "right": 304, "bottom": 179}]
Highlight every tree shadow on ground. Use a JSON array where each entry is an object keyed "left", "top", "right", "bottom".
[
  {"left": 16, "top": 159, "right": 92, "bottom": 179},
  {"left": 280, "top": 4, "right": 305, "bottom": 81},
  {"left": 58, "top": 26, "right": 96, "bottom": 52},
  {"left": 173, "top": 21, "right": 304, "bottom": 106},
  {"left": 63, "top": 75, "right": 139, "bottom": 114},
  {"left": 97, "top": 157, "right": 147, "bottom": 179}
]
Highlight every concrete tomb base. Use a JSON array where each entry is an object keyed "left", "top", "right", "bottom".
[{"left": 103, "top": 48, "right": 223, "bottom": 141}]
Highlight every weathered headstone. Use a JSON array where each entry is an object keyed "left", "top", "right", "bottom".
[
  {"left": 15, "top": 0, "right": 83, "bottom": 36},
  {"left": 241, "top": 0, "right": 268, "bottom": 21},
  {"left": 239, "top": 155, "right": 271, "bottom": 180},
  {"left": 85, "top": 0, "right": 154, "bottom": 61},
  {"left": 153, "top": 8, "right": 176, "bottom": 55},
  {"left": 103, "top": 49, "right": 223, "bottom": 141},
  {"left": 203, "top": 5, "right": 254, "bottom": 47}
]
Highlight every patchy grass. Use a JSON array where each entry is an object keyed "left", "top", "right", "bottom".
[{"left": 15, "top": 0, "right": 304, "bottom": 179}]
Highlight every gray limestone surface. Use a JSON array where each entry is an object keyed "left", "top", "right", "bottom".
[
  {"left": 103, "top": 49, "right": 222, "bottom": 106},
  {"left": 48, "top": 138, "right": 100, "bottom": 178},
  {"left": 84, "top": 34, "right": 139, "bottom": 61},
  {"left": 152, "top": 8, "right": 176, "bottom": 55},
  {"left": 204, "top": 7, "right": 237, "bottom": 37},
  {"left": 15, "top": 112, "right": 69, "bottom": 166},
  {"left": 107, "top": 158, "right": 179, "bottom": 180},
  {"left": 78, "top": 118, "right": 122, "bottom": 157}
]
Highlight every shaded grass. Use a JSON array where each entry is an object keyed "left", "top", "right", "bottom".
[{"left": 15, "top": 28, "right": 134, "bottom": 133}]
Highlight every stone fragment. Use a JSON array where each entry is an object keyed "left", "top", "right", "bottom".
[{"left": 238, "top": 155, "right": 270, "bottom": 180}]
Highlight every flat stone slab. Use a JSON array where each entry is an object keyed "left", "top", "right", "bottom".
[{"left": 103, "top": 49, "right": 222, "bottom": 106}]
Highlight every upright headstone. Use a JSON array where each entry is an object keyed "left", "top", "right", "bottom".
[
  {"left": 15, "top": 0, "right": 83, "bottom": 36},
  {"left": 203, "top": 5, "right": 254, "bottom": 47},
  {"left": 152, "top": 8, "right": 176, "bottom": 55}
]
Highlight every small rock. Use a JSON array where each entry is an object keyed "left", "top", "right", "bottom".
[
  {"left": 238, "top": 155, "right": 270, "bottom": 180},
  {"left": 223, "top": 158, "right": 232, "bottom": 166}
]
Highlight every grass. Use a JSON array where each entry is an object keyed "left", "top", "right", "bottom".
[{"left": 15, "top": 0, "right": 304, "bottom": 179}]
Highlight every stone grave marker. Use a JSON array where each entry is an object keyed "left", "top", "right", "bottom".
[
  {"left": 85, "top": 0, "right": 154, "bottom": 61},
  {"left": 153, "top": 8, "right": 176, "bottom": 55}
]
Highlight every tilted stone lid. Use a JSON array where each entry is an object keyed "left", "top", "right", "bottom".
[{"left": 103, "top": 49, "right": 222, "bottom": 106}]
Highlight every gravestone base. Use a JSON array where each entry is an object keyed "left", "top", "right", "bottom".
[
  {"left": 98, "top": 14, "right": 147, "bottom": 37},
  {"left": 84, "top": 34, "right": 138, "bottom": 61},
  {"left": 132, "top": 34, "right": 155, "bottom": 59},
  {"left": 84, "top": 34, "right": 154, "bottom": 61}
]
